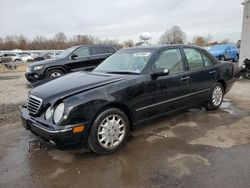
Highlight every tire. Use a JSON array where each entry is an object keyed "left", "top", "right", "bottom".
[
  {"left": 205, "top": 82, "right": 224, "bottom": 110},
  {"left": 233, "top": 54, "right": 239, "bottom": 62},
  {"left": 219, "top": 56, "right": 226, "bottom": 61},
  {"left": 14, "top": 59, "right": 20, "bottom": 62},
  {"left": 88, "top": 108, "right": 129, "bottom": 155},
  {"left": 45, "top": 69, "right": 64, "bottom": 79}
]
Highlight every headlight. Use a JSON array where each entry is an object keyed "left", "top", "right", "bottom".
[
  {"left": 45, "top": 107, "right": 54, "bottom": 120},
  {"left": 53, "top": 103, "right": 64, "bottom": 124},
  {"left": 33, "top": 65, "right": 43, "bottom": 71}
]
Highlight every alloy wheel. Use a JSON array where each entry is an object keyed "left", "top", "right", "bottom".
[
  {"left": 50, "top": 72, "right": 62, "bottom": 78},
  {"left": 97, "top": 115, "right": 126, "bottom": 149},
  {"left": 212, "top": 85, "right": 223, "bottom": 106}
]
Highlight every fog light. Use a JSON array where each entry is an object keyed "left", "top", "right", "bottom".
[{"left": 73, "top": 125, "right": 85, "bottom": 133}]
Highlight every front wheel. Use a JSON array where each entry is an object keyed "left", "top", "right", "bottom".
[
  {"left": 45, "top": 69, "right": 64, "bottom": 79},
  {"left": 205, "top": 82, "right": 224, "bottom": 110},
  {"left": 88, "top": 108, "right": 129, "bottom": 155}
]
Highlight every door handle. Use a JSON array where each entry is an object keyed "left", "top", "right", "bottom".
[
  {"left": 180, "top": 76, "right": 190, "bottom": 81},
  {"left": 209, "top": 70, "right": 216, "bottom": 74}
]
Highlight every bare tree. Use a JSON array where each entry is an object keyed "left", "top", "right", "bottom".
[
  {"left": 159, "top": 26, "right": 186, "bottom": 44},
  {"left": 123, "top": 39, "right": 134, "bottom": 48},
  {"left": 17, "top": 35, "right": 29, "bottom": 50},
  {"left": 54, "top": 32, "right": 67, "bottom": 49},
  {"left": 193, "top": 36, "right": 206, "bottom": 46},
  {"left": 220, "top": 39, "right": 231, "bottom": 44}
]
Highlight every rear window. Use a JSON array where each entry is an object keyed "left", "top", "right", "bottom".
[{"left": 184, "top": 48, "right": 204, "bottom": 70}]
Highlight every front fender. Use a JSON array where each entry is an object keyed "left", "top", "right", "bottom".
[{"left": 62, "top": 90, "right": 116, "bottom": 126}]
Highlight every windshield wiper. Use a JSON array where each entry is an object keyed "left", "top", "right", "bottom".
[{"left": 106, "top": 71, "right": 140, "bottom": 75}]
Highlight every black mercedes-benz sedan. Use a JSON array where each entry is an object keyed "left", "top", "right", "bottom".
[{"left": 20, "top": 45, "right": 236, "bottom": 154}]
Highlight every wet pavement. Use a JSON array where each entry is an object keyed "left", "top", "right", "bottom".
[{"left": 0, "top": 73, "right": 250, "bottom": 188}]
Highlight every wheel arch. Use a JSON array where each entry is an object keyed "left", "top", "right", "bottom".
[
  {"left": 92, "top": 102, "right": 134, "bottom": 131},
  {"left": 216, "top": 79, "right": 226, "bottom": 93},
  {"left": 44, "top": 66, "right": 67, "bottom": 77}
]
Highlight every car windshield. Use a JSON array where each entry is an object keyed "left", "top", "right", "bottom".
[
  {"left": 56, "top": 46, "right": 77, "bottom": 58},
  {"left": 94, "top": 49, "right": 154, "bottom": 74},
  {"left": 209, "top": 45, "right": 227, "bottom": 51}
]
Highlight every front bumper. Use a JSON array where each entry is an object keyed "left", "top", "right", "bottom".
[
  {"left": 20, "top": 106, "right": 89, "bottom": 146},
  {"left": 25, "top": 72, "right": 41, "bottom": 83}
]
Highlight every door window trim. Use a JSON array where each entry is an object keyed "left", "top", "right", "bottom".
[{"left": 153, "top": 47, "right": 186, "bottom": 76}]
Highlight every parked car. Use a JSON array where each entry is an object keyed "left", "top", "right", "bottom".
[
  {"left": 31, "top": 52, "right": 46, "bottom": 62},
  {"left": 21, "top": 45, "right": 236, "bottom": 154},
  {"left": 25, "top": 44, "right": 118, "bottom": 83},
  {"left": 18, "top": 52, "right": 34, "bottom": 62},
  {"left": 44, "top": 52, "right": 61, "bottom": 59},
  {"left": 0, "top": 53, "right": 21, "bottom": 63},
  {"left": 208, "top": 44, "right": 239, "bottom": 62}
]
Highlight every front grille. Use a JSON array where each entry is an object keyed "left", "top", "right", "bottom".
[{"left": 27, "top": 95, "right": 43, "bottom": 115}]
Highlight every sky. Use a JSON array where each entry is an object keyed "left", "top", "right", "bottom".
[{"left": 0, "top": 0, "right": 244, "bottom": 44}]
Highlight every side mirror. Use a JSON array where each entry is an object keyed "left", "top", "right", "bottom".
[
  {"left": 151, "top": 69, "right": 169, "bottom": 79},
  {"left": 71, "top": 54, "right": 78, "bottom": 60}
]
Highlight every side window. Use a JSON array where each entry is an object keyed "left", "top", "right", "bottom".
[
  {"left": 106, "top": 47, "right": 116, "bottom": 53},
  {"left": 155, "top": 48, "right": 184, "bottom": 74},
  {"left": 74, "top": 47, "right": 90, "bottom": 57},
  {"left": 201, "top": 53, "right": 214, "bottom": 67},
  {"left": 91, "top": 47, "right": 106, "bottom": 55},
  {"left": 184, "top": 48, "right": 204, "bottom": 70}
]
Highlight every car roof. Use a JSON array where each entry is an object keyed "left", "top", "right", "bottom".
[
  {"left": 74, "top": 44, "right": 118, "bottom": 49},
  {"left": 122, "top": 44, "right": 204, "bottom": 51}
]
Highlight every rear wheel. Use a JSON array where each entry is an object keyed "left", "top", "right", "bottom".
[
  {"left": 88, "top": 108, "right": 129, "bottom": 155},
  {"left": 219, "top": 56, "right": 226, "bottom": 61},
  {"left": 205, "top": 82, "right": 224, "bottom": 110},
  {"left": 234, "top": 54, "right": 239, "bottom": 62},
  {"left": 45, "top": 69, "right": 64, "bottom": 79}
]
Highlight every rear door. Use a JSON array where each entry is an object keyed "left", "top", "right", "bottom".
[
  {"left": 88, "top": 46, "right": 111, "bottom": 68},
  {"left": 182, "top": 47, "right": 217, "bottom": 101}
]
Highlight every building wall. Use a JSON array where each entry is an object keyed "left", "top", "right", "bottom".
[{"left": 240, "top": 0, "right": 250, "bottom": 66}]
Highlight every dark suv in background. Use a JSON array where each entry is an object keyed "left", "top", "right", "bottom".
[{"left": 25, "top": 44, "right": 118, "bottom": 83}]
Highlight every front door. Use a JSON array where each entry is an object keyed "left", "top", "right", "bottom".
[
  {"left": 65, "top": 46, "right": 96, "bottom": 71},
  {"left": 135, "top": 48, "right": 192, "bottom": 119}
]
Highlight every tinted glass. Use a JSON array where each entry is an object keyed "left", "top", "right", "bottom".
[
  {"left": 106, "top": 47, "right": 116, "bottom": 53},
  {"left": 155, "top": 48, "right": 184, "bottom": 74},
  {"left": 201, "top": 53, "right": 213, "bottom": 67},
  {"left": 184, "top": 48, "right": 204, "bottom": 70},
  {"left": 91, "top": 47, "right": 105, "bottom": 55},
  {"left": 75, "top": 47, "right": 90, "bottom": 57},
  {"left": 56, "top": 46, "right": 76, "bottom": 58}
]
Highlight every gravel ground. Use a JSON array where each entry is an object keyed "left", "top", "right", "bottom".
[{"left": 0, "top": 72, "right": 29, "bottom": 104}]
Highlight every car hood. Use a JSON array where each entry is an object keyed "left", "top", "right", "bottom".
[
  {"left": 29, "top": 58, "right": 64, "bottom": 67},
  {"left": 30, "top": 71, "right": 129, "bottom": 101}
]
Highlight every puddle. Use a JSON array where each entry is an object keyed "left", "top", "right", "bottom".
[
  {"left": 220, "top": 100, "right": 248, "bottom": 116},
  {"left": 167, "top": 153, "right": 210, "bottom": 178},
  {"left": 48, "top": 150, "right": 75, "bottom": 163}
]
